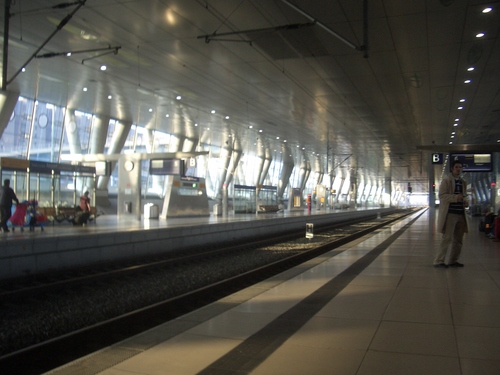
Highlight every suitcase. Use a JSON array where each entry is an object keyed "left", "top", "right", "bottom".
[
  {"left": 494, "top": 217, "right": 500, "bottom": 240},
  {"left": 484, "top": 213, "right": 496, "bottom": 235}
]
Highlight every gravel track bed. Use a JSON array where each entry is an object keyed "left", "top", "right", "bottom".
[{"left": 0, "top": 236, "right": 328, "bottom": 356}]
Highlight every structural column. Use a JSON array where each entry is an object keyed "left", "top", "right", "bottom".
[{"left": 0, "top": 90, "right": 19, "bottom": 138}]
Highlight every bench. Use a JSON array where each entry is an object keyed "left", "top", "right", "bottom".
[
  {"left": 37, "top": 206, "right": 99, "bottom": 224},
  {"left": 258, "top": 205, "right": 280, "bottom": 213}
]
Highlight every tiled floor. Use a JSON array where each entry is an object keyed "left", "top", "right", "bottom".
[{"left": 47, "top": 208, "right": 500, "bottom": 375}]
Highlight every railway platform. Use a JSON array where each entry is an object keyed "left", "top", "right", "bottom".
[
  {"left": 45, "top": 208, "right": 500, "bottom": 375},
  {"left": 0, "top": 206, "right": 393, "bottom": 281}
]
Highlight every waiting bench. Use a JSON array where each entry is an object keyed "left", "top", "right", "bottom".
[{"left": 37, "top": 206, "right": 99, "bottom": 224}]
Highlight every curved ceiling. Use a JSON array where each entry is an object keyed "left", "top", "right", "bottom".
[{"left": 2, "top": 0, "right": 500, "bottom": 191}]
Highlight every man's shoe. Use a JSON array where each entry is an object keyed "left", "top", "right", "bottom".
[
  {"left": 448, "top": 262, "right": 464, "bottom": 267},
  {"left": 434, "top": 263, "right": 448, "bottom": 268}
]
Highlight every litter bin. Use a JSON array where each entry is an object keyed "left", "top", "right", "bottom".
[
  {"left": 144, "top": 203, "right": 159, "bottom": 219},
  {"left": 124, "top": 202, "right": 132, "bottom": 213},
  {"left": 213, "top": 204, "right": 222, "bottom": 216}
]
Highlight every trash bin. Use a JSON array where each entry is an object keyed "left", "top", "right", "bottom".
[
  {"left": 213, "top": 204, "right": 222, "bottom": 216},
  {"left": 144, "top": 203, "right": 159, "bottom": 219},
  {"left": 124, "top": 202, "right": 132, "bottom": 213}
]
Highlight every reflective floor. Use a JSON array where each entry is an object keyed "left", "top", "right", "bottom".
[{"left": 46, "top": 208, "right": 500, "bottom": 375}]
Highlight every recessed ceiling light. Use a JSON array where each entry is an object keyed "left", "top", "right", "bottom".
[
  {"left": 66, "top": 52, "right": 72, "bottom": 57},
  {"left": 460, "top": 98, "right": 466, "bottom": 102},
  {"left": 467, "top": 67, "right": 475, "bottom": 71},
  {"left": 276, "top": 136, "right": 280, "bottom": 140},
  {"left": 454, "top": 123, "right": 458, "bottom": 126},
  {"left": 83, "top": 87, "right": 88, "bottom": 92},
  {"left": 194, "top": 123, "right": 198, "bottom": 126},
  {"left": 464, "top": 79, "right": 471, "bottom": 84},
  {"left": 259, "top": 129, "right": 263, "bottom": 133},
  {"left": 165, "top": 114, "right": 169, "bottom": 117},
  {"left": 148, "top": 108, "right": 153, "bottom": 112},
  {"left": 455, "top": 118, "right": 460, "bottom": 121},
  {"left": 482, "top": 7, "right": 492, "bottom": 13},
  {"left": 176, "top": 95, "right": 182, "bottom": 100},
  {"left": 248, "top": 125, "right": 253, "bottom": 129},
  {"left": 449, "top": 141, "right": 453, "bottom": 144},
  {"left": 458, "top": 106, "right": 463, "bottom": 109},
  {"left": 211, "top": 110, "right": 216, "bottom": 114},
  {"left": 100, "top": 65, "right": 107, "bottom": 71},
  {"left": 451, "top": 131, "right": 456, "bottom": 135},
  {"left": 21, "top": 67, "right": 26, "bottom": 72},
  {"left": 107, "top": 95, "right": 112, "bottom": 99},
  {"left": 476, "top": 32, "right": 485, "bottom": 38},
  {"left": 225, "top": 116, "right": 230, "bottom": 119}
]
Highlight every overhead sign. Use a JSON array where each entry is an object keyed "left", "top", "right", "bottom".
[
  {"left": 431, "top": 153, "right": 443, "bottom": 164},
  {"left": 450, "top": 153, "right": 492, "bottom": 172},
  {"left": 149, "top": 159, "right": 185, "bottom": 175}
]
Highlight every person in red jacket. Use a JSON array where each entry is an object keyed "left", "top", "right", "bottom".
[
  {"left": 0, "top": 179, "right": 20, "bottom": 232},
  {"left": 80, "top": 191, "right": 90, "bottom": 212}
]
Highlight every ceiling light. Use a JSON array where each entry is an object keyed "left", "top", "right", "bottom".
[
  {"left": 21, "top": 67, "right": 26, "bottom": 72},
  {"left": 259, "top": 129, "right": 263, "bottom": 133},
  {"left": 194, "top": 123, "right": 198, "bottom": 126},
  {"left": 165, "top": 114, "right": 169, "bottom": 117},
  {"left": 107, "top": 95, "right": 112, "bottom": 99},
  {"left": 483, "top": 7, "right": 492, "bottom": 13},
  {"left": 449, "top": 141, "right": 453, "bottom": 144},
  {"left": 458, "top": 106, "right": 463, "bottom": 109},
  {"left": 454, "top": 123, "right": 458, "bottom": 126},
  {"left": 248, "top": 125, "right": 253, "bottom": 129},
  {"left": 211, "top": 110, "right": 216, "bottom": 114},
  {"left": 66, "top": 52, "right": 72, "bottom": 57},
  {"left": 225, "top": 116, "right": 230, "bottom": 119},
  {"left": 148, "top": 108, "right": 153, "bottom": 112},
  {"left": 464, "top": 79, "right": 471, "bottom": 84},
  {"left": 83, "top": 87, "right": 88, "bottom": 92},
  {"left": 459, "top": 98, "right": 466, "bottom": 102},
  {"left": 176, "top": 95, "right": 182, "bottom": 100},
  {"left": 476, "top": 32, "right": 485, "bottom": 38},
  {"left": 455, "top": 118, "right": 460, "bottom": 121},
  {"left": 451, "top": 135, "right": 455, "bottom": 138},
  {"left": 467, "top": 67, "right": 475, "bottom": 71},
  {"left": 100, "top": 65, "right": 107, "bottom": 71},
  {"left": 451, "top": 132, "right": 456, "bottom": 135},
  {"left": 276, "top": 136, "right": 280, "bottom": 140}
]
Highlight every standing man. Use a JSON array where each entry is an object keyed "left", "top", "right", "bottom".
[
  {"left": 80, "top": 191, "right": 90, "bottom": 212},
  {"left": 0, "top": 179, "right": 20, "bottom": 233},
  {"left": 434, "top": 160, "right": 469, "bottom": 268}
]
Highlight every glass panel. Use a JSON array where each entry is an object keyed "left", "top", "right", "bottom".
[
  {"left": 29, "top": 102, "right": 64, "bottom": 162},
  {"left": 0, "top": 97, "right": 33, "bottom": 158}
]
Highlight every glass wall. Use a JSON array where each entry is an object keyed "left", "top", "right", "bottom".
[{"left": 0, "top": 96, "right": 300, "bottom": 203}]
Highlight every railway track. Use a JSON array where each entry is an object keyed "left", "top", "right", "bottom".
[{"left": 0, "top": 209, "right": 418, "bottom": 374}]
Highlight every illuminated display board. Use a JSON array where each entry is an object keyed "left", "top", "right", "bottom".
[
  {"left": 149, "top": 159, "right": 185, "bottom": 175},
  {"left": 449, "top": 153, "right": 492, "bottom": 172}
]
